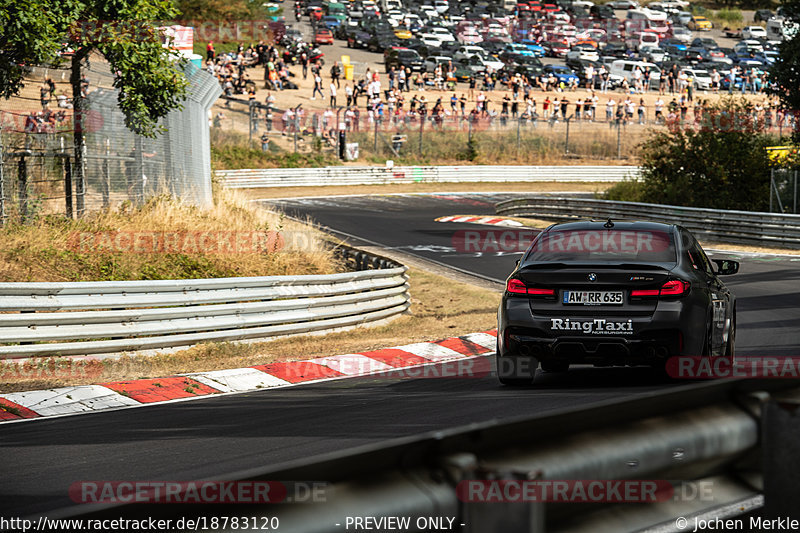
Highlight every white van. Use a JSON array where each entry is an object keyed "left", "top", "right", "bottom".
[
  {"left": 609, "top": 59, "right": 661, "bottom": 88},
  {"left": 626, "top": 8, "right": 668, "bottom": 23},
  {"left": 766, "top": 18, "right": 799, "bottom": 41},
  {"left": 626, "top": 8, "right": 670, "bottom": 35}
]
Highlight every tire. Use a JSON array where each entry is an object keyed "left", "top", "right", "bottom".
[{"left": 496, "top": 349, "right": 536, "bottom": 386}]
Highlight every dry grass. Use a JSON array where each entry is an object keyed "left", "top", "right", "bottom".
[
  {"left": 0, "top": 187, "right": 340, "bottom": 282},
  {"left": 350, "top": 122, "right": 641, "bottom": 166},
  {"left": 0, "top": 268, "right": 501, "bottom": 392},
  {"left": 239, "top": 181, "right": 613, "bottom": 200}
]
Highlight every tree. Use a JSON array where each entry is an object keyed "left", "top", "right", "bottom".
[
  {"left": 609, "top": 99, "right": 775, "bottom": 211},
  {"left": 1, "top": 0, "right": 189, "bottom": 215},
  {"left": 0, "top": 0, "right": 62, "bottom": 99},
  {"left": 768, "top": 0, "right": 800, "bottom": 141}
]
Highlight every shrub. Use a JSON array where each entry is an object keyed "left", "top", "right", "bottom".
[{"left": 609, "top": 98, "right": 777, "bottom": 211}]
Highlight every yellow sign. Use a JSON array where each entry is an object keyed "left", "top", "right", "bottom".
[{"left": 767, "top": 146, "right": 796, "bottom": 163}]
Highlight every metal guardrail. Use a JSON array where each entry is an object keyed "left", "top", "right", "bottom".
[
  {"left": 0, "top": 246, "right": 408, "bottom": 359},
  {"left": 217, "top": 166, "right": 639, "bottom": 189},
  {"left": 496, "top": 196, "right": 800, "bottom": 249},
  {"left": 56, "top": 379, "right": 800, "bottom": 531}
]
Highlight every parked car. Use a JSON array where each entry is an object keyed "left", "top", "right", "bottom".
[
  {"left": 345, "top": 27, "right": 371, "bottom": 48},
  {"left": 742, "top": 25, "right": 768, "bottom": 39},
  {"left": 424, "top": 54, "right": 454, "bottom": 72},
  {"left": 688, "top": 15, "right": 712, "bottom": 31},
  {"left": 543, "top": 64, "right": 580, "bottom": 84},
  {"left": 314, "top": 28, "right": 335, "bottom": 44},
  {"left": 639, "top": 45, "right": 666, "bottom": 63},
  {"left": 680, "top": 67, "right": 713, "bottom": 89},
  {"left": 566, "top": 43, "right": 600, "bottom": 61},
  {"left": 691, "top": 37, "right": 720, "bottom": 49},
  {"left": 384, "top": 47, "right": 425, "bottom": 72},
  {"left": 519, "top": 39, "right": 547, "bottom": 57},
  {"left": 542, "top": 40, "right": 570, "bottom": 57},
  {"left": 672, "top": 11, "right": 692, "bottom": 26},
  {"left": 671, "top": 26, "right": 693, "bottom": 43},
  {"left": 609, "top": 0, "right": 639, "bottom": 9},
  {"left": 754, "top": 9, "right": 773, "bottom": 22}
]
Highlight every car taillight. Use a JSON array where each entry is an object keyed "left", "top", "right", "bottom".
[
  {"left": 527, "top": 287, "right": 555, "bottom": 295},
  {"left": 506, "top": 279, "right": 555, "bottom": 296},
  {"left": 507, "top": 278, "right": 528, "bottom": 294},
  {"left": 631, "top": 279, "right": 690, "bottom": 297}
]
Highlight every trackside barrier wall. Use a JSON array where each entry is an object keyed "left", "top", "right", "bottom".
[
  {"left": 0, "top": 245, "right": 408, "bottom": 359},
  {"left": 58, "top": 381, "right": 800, "bottom": 532},
  {"left": 496, "top": 196, "right": 800, "bottom": 249},
  {"left": 217, "top": 165, "right": 640, "bottom": 188}
]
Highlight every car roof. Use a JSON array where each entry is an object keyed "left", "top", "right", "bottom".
[{"left": 545, "top": 220, "right": 677, "bottom": 232}]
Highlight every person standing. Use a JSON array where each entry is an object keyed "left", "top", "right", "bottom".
[
  {"left": 654, "top": 96, "right": 664, "bottom": 124},
  {"left": 312, "top": 72, "right": 324, "bottom": 100},
  {"left": 206, "top": 41, "right": 215, "bottom": 62},
  {"left": 330, "top": 62, "right": 341, "bottom": 89},
  {"left": 638, "top": 98, "right": 646, "bottom": 124},
  {"left": 728, "top": 66, "right": 737, "bottom": 94},
  {"left": 606, "top": 98, "right": 616, "bottom": 124},
  {"left": 40, "top": 81, "right": 51, "bottom": 110},
  {"left": 346, "top": 83, "right": 354, "bottom": 107},
  {"left": 330, "top": 82, "right": 337, "bottom": 107},
  {"left": 300, "top": 49, "right": 308, "bottom": 79}
]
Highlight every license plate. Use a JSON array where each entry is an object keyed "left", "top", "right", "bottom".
[{"left": 562, "top": 290, "right": 624, "bottom": 305}]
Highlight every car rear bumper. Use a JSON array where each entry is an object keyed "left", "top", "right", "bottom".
[
  {"left": 497, "top": 299, "right": 703, "bottom": 366},
  {"left": 502, "top": 330, "right": 681, "bottom": 366}
]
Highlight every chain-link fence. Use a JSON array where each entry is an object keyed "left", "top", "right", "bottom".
[
  {"left": 213, "top": 92, "right": 800, "bottom": 166},
  {"left": 771, "top": 168, "right": 799, "bottom": 214},
  {"left": 0, "top": 60, "right": 220, "bottom": 224},
  {"left": 215, "top": 101, "right": 650, "bottom": 162}
]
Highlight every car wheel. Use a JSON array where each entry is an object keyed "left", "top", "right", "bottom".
[{"left": 496, "top": 350, "right": 537, "bottom": 386}]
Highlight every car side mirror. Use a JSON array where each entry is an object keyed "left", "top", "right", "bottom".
[{"left": 712, "top": 258, "right": 739, "bottom": 275}]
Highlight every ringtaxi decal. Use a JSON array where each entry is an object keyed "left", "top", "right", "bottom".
[{"left": 550, "top": 318, "right": 634, "bottom": 335}]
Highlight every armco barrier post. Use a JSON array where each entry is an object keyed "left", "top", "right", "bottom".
[
  {"left": 444, "top": 454, "right": 545, "bottom": 533},
  {"left": 762, "top": 398, "right": 800, "bottom": 519}
]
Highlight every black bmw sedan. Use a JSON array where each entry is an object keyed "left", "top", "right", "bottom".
[{"left": 496, "top": 220, "right": 738, "bottom": 385}]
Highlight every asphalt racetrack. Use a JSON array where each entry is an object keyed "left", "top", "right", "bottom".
[{"left": 3, "top": 192, "right": 799, "bottom": 518}]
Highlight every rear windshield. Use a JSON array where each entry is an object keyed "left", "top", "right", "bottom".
[{"left": 526, "top": 228, "right": 677, "bottom": 263}]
